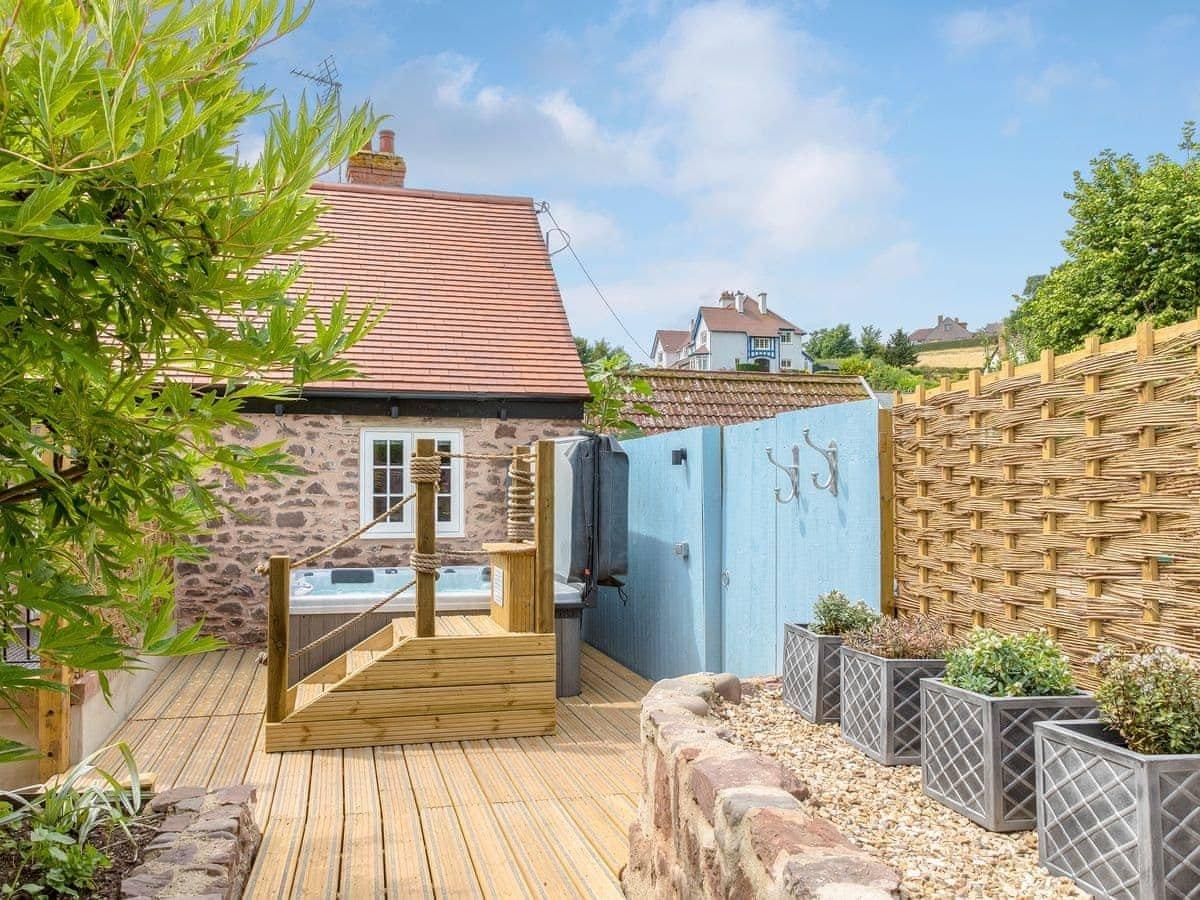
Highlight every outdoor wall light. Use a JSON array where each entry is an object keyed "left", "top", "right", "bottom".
[
  {"left": 273, "top": 403, "right": 284, "bottom": 417},
  {"left": 390, "top": 401, "right": 399, "bottom": 418},
  {"left": 671, "top": 448, "right": 687, "bottom": 465}
]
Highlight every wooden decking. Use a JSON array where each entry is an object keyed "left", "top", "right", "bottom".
[{"left": 93, "top": 644, "right": 649, "bottom": 898}]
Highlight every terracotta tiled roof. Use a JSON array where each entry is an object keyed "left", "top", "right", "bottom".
[
  {"left": 697, "top": 299, "right": 801, "bottom": 337},
  {"left": 262, "top": 182, "right": 589, "bottom": 399},
  {"left": 629, "top": 369, "right": 871, "bottom": 434},
  {"left": 653, "top": 329, "right": 691, "bottom": 353}
]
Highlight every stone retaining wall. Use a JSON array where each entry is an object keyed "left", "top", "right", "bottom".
[
  {"left": 121, "top": 785, "right": 260, "bottom": 899},
  {"left": 624, "top": 673, "right": 900, "bottom": 899}
]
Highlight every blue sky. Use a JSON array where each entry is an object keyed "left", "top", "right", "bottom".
[{"left": 251, "top": 1, "right": 1200, "bottom": 360}]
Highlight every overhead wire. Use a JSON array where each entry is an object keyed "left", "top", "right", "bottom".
[{"left": 534, "top": 200, "right": 653, "bottom": 362}]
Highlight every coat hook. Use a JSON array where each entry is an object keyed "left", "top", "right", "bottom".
[
  {"left": 765, "top": 445, "right": 801, "bottom": 504},
  {"left": 803, "top": 428, "right": 838, "bottom": 496}
]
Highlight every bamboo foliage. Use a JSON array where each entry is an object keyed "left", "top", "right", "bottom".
[{"left": 891, "top": 313, "right": 1200, "bottom": 685}]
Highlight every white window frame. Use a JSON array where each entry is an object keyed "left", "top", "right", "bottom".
[
  {"left": 779, "top": 331, "right": 792, "bottom": 344},
  {"left": 751, "top": 336, "right": 773, "bottom": 351},
  {"left": 359, "top": 428, "right": 465, "bottom": 538},
  {"left": 780, "top": 358, "right": 793, "bottom": 369}
]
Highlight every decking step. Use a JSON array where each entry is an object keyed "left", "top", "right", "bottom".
[
  {"left": 347, "top": 650, "right": 382, "bottom": 672},
  {"left": 295, "top": 683, "right": 326, "bottom": 708}
]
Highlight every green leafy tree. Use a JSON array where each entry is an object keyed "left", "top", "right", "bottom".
[
  {"left": 882, "top": 329, "right": 918, "bottom": 366},
  {"left": 1007, "top": 125, "right": 1200, "bottom": 354},
  {"left": 0, "top": 0, "right": 377, "bottom": 758},
  {"left": 805, "top": 323, "right": 857, "bottom": 360},
  {"left": 574, "top": 336, "right": 624, "bottom": 366},
  {"left": 583, "top": 353, "right": 657, "bottom": 435},
  {"left": 858, "top": 325, "right": 883, "bottom": 358}
]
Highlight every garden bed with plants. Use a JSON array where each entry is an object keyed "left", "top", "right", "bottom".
[
  {"left": 0, "top": 746, "right": 155, "bottom": 899},
  {"left": 718, "top": 681, "right": 1088, "bottom": 899}
]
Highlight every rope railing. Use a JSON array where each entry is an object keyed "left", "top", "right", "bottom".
[
  {"left": 254, "top": 490, "right": 417, "bottom": 575},
  {"left": 288, "top": 578, "right": 415, "bottom": 661}
]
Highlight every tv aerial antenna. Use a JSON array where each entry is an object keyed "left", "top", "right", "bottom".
[{"left": 292, "top": 54, "right": 346, "bottom": 179}]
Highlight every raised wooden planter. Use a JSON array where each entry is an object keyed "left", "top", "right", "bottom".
[
  {"left": 781, "top": 624, "right": 842, "bottom": 724},
  {"left": 920, "top": 678, "right": 1096, "bottom": 832},
  {"left": 1035, "top": 719, "right": 1200, "bottom": 900},
  {"left": 839, "top": 646, "right": 944, "bottom": 766}
]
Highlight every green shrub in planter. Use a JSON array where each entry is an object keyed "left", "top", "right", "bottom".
[
  {"left": 922, "top": 629, "right": 1095, "bottom": 831},
  {"left": 810, "top": 590, "right": 879, "bottom": 636},
  {"left": 782, "top": 591, "right": 878, "bottom": 723},
  {"left": 1093, "top": 645, "right": 1200, "bottom": 754},
  {"left": 1035, "top": 647, "right": 1200, "bottom": 898},
  {"left": 943, "top": 629, "right": 1075, "bottom": 698}
]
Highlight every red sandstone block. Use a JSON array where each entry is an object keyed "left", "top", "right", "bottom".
[{"left": 689, "top": 750, "right": 809, "bottom": 824}]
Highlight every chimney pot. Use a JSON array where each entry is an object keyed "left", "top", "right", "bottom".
[
  {"left": 736, "top": 292, "right": 745, "bottom": 314},
  {"left": 378, "top": 129, "right": 395, "bottom": 155},
  {"left": 757, "top": 291, "right": 767, "bottom": 312}
]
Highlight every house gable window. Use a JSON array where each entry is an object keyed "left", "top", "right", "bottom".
[
  {"left": 750, "top": 336, "right": 773, "bottom": 351},
  {"left": 359, "top": 428, "right": 464, "bottom": 538},
  {"left": 779, "top": 331, "right": 792, "bottom": 344}
]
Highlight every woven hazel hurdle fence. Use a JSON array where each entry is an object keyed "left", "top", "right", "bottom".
[{"left": 890, "top": 313, "right": 1200, "bottom": 685}]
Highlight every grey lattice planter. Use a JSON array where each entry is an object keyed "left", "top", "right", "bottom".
[
  {"left": 782, "top": 624, "right": 842, "bottom": 724},
  {"left": 838, "top": 646, "right": 945, "bottom": 765},
  {"left": 920, "top": 679, "right": 1097, "bottom": 832},
  {"left": 1035, "top": 719, "right": 1200, "bottom": 900}
]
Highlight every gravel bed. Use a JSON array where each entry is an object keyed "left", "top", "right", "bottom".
[{"left": 718, "top": 681, "right": 1089, "bottom": 900}]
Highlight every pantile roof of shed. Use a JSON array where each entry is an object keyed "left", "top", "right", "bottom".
[{"left": 628, "top": 369, "right": 871, "bottom": 434}]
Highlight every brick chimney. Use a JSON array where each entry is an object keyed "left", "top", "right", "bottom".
[{"left": 346, "top": 128, "right": 406, "bottom": 187}]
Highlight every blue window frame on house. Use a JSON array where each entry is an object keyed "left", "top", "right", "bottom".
[{"left": 747, "top": 336, "right": 777, "bottom": 359}]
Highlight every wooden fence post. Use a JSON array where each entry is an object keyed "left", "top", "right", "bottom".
[
  {"left": 877, "top": 406, "right": 895, "bottom": 617},
  {"left": 415, "top": 437, "right": 437, "bottom": 638},
  {"left": 266, "top": 556, "right": 290, "bottom": 724},
  {"left": 36, "top": 646, "right": 70, "bottom": 782},
  {"left": 533, "top": 440, "right": 555, "bottom": 634}
]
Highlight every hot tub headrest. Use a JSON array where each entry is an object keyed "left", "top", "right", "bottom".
[{"left": 330, "top": 568, "right": 375, "bottom": 584}]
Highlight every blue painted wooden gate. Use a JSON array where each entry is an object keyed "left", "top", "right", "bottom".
[{"left": 722, "top": 399, "right": 882, "bottom": 676}]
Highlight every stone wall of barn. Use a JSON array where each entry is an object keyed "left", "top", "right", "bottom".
[{"left": 175, "top": 413, "right": 579, "bottom": 646}]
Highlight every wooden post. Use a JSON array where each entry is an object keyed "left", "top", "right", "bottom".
[
  {"left": 415, "top": 437, "right": 437, "bottom": 638},
  {"left": 266, "top": 556, "right": 290, "bottom": 724},
  {"left": 533, "top": 440, "right": 555, "bottom": 635},
  {"left": 877, "top": 407, "right": 896, "bottom": 617},
  {"left": 36, "top": 647, "right": 70, "bottom": 782}
]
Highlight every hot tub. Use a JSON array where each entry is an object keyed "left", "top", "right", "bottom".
[{"left": 288, "top": 565, "right": 584, "bottom": 696}]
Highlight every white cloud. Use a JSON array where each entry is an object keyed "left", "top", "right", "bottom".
[
  {"left": 365, "top": 53, "right": 659, "bottom": 191},
  {"left": 639, "top": 1, "right": 900, "bottom": 251},
  {"left": 1017, "top": 62, "right": 1112, "bottom": 105},
  {"left": 939, "top": 7, "right": 1035, "bottom": 55},
  {"left": 1000, "top": 115, "right": 1021, "bottom": 137}
]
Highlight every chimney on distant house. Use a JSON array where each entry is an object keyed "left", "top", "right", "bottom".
[
  {"left": 734, "top": 291, "right": 745, "bottom": 314},
  {"left": 346, "top": 128, "right": 406, "bottom": 187},
  {"left": 757, "top": 291, "right": 767, "bottom": 313},
  {"left": 719, "top": 290, "right": 735, "bottom": 309},
  {"left": 937, "top": 314, "right": 945, "bottom": 326}
]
